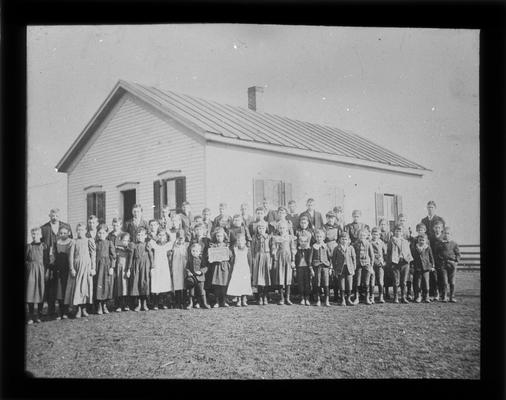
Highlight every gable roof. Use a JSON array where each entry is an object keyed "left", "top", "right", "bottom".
[{"left": 56, "top": 80, "right": 429, "bottom": 175}]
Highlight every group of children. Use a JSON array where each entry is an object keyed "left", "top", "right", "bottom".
[{"left": 25, "top": 199, "right": 461, "bottom": 324}]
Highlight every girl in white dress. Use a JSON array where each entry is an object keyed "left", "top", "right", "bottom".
[
  {"left": 227, "top": 233, "right": 253, "bottom": 306},
  {"left": 149, "top": 230, "right": 173, "bottom": 310}
]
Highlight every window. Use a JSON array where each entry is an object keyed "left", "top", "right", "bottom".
[
  {"left": 253, "top": 179, "right": 292, "bottom": 209},
  {"left": 153, "top": 176, "right": 186, "bottom": 218},
  {"left": 86, "top": 191, "right": 106, "bottom": 224},
  {"left": 375, "top": 192, "right": 403, "bottom": 231}
]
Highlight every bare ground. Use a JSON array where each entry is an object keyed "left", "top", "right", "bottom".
[{"left": 26, "top": 271, "right": 480, "bottom": 379}]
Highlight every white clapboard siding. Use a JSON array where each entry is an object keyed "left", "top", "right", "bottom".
[
  {"left": 68, "top": 93, "right": 206, "bottom": 229},
  {"left": 458, "top": 244, "right": 481, "bottom": 270}
]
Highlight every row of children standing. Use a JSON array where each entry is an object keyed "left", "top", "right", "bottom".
[{"left": 25, "top": 199, "right": 460, "bottom": 323}]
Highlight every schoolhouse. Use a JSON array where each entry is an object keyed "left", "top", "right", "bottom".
[{"left": 56, "top": 80, "right": 429, "bottom": 230}]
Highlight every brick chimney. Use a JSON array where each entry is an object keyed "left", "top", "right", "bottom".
[{"left": 248, "top": 86, "right": 264, "bottom": 112}]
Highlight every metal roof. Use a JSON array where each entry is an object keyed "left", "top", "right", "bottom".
[
  {"left": 127, "top": 81, "right": 427, "bottom": 171},
  {"left": 56, "top": 80, "right": 428, "bottom": 173}
]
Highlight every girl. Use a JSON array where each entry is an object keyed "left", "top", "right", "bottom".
[
  {"left": 150, "top": 230, "right": 173, "bottom": 310},
  {"left": 107, "top": 217, "right": 123, "bottom": 247},
  {"left": 411, "top": 233, "right": 435, "bottom": 303},
  {"left": 311, "top": 229, "right": 333, "bottom": 306},
  {"left": 54, "top": 226, "right": 73, "bottom": 319},
  {"left": 271, "top": 223, "right": 296, "bottom": 305},
  {"left": 227, "top": 233, "right": 253, "bottom": 307},
  {"left": 387, "top": 225, "right": 414, "bottom": 303},
  {"left": 270, "top": 206, "right": 294, "bottom": 236},
  {"left": 186, "top": 243, "right": 210, "bottom": 309},
  {"left": 86, "top": 215, "right": 99, "bottom": 241},
  {"left": 26, "top": 227, "right": 47, "bottom": 324},
  {"left": 171, "top": 229, "right": 189, "bottom": 309},
  {"left": 294, "top": 230, "right": 313, "bottom": 306},
  {"left": 250, "top": 221, "right": 272, "bottom": 305},
  {"left": 331, "top": 232, "right": 356, "bottom": 306},
  {"left": 228, "top": 214, "right": 252, "bottom": 247},
  {"left": 114, "top": 232, "right": 132, "bottom": 312},
  {"left": 94, "top": 224, "right": 116, "bottom": 314},
  {"left": 129, "top": 228, "right": 152, "bottom": 311},
  {"left": 370, "top": 227, "right": 387, "bottom": 303},
  {"left": 65, "top": 223, "right": 96, "bottom": 318},
  {"left": 209, "top": 228, "right": 233, "bottom": 308}
]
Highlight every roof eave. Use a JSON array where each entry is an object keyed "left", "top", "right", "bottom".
[{"left": 205, "top": 133, "right": 429, "bottom": 177}]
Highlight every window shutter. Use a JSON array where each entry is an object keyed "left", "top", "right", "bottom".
[
  {"left": 86, "top": 193, "right": 94, "bottom": 220},
  {"left": 253, "top": 179, "right": 264, "bottom": 208},
  {"left": 175, "top": 177, "right": 186, "bottom": 212},
  {"left": 394, "top": 194, "right": 403, "bottom": 222},
  {"left": 375, "top": 193, "right": 384, "bottom": 226},
  {"left": 96, "top": 192, "right": 106, "bottom": 224},
  {"left": 284, "top": 182, "right": 293, "bottom": 206},
  {"left": 162, "top": 180, "right": 168, "bottom": 207},
  {"left": 153, "top": 180, "right": 161, "bottom": 220}
]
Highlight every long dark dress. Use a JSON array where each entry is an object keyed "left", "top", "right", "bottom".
[
  {"left": 209, "top": 243, "right": 232, "bottom": 287},
  {"left": 129, "top": 242, "right": 152, "bottom": 296},
  {"left": 65, "top": 238, "right": 95, "bottom": 306},
  {"left": 25, "top": 242, "right": 46, "bottom": 303},
  {"left": 94, "top": 239, "right": 116, "bottom": 301},
  {"left": 54, "top": 239, "right": 72, "bottom": 301}
]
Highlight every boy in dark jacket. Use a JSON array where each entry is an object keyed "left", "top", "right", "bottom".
[
  {"left": 411, "top": 233, "right": 435, "bottom": 303},
  {"left": 353, "top": 229, "right": 375, "bottom": 305},
  {"left": 332, "top": 232, "right": 357, "bottom": 306},
  {"left": 434, "top": 227, "right": 461, "bottom": 302},
  {"left": 186, "top": 243, "right": 210, "bottom": 309}
]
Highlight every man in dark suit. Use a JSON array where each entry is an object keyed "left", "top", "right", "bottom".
[
  {"left": 421, "top": 200, "right": 445, "bottom": 241},
  {"left": 40, "top": 208, "right": 73, "bottom": 317},
  {"left": 299, "top": 198, "right": 324, "bottom": 231}
]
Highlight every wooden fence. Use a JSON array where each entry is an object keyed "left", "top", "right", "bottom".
[{"left": 458, "top": 244, "right": 480, "bottom": 271}]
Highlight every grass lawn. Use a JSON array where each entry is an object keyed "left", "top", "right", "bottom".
[{"left": 26, "top": 271, "right": 480, "bottom": 379}]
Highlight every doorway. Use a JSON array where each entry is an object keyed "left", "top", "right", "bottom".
[{"left": 122, "top": 189, "right": 136, "bottom": 222}]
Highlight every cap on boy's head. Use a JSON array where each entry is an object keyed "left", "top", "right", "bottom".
[
  {"left": 427, "top": 200, "right": 437, "bottom": 207},
  {"left": 326, "top": 211, "right": 336, "bottom": 218},
  {"left": 352, "top": 210, "right": 361, "bottom": 216},
  {"left": 333, "top": 206, "right": 343, "bottom": 213}
]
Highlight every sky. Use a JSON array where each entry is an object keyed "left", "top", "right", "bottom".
[{"left": 27, "top": 24, "right": 479, "bottom": 243}]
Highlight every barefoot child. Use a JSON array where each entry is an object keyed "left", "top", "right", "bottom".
[
  {"left": 271, "top": 223, "right": 296, "bottom": 305},
  {"left": 171, "top": 229, "right": 189, "bottom": 309},
  {"left": 411, "top": 233, "right": 435, "bottom": 303},
  {"left": 94, "top": 224, "right": 116, "bottom": 314},
  {"left": 54, "top": 226, "right": 73, "bottom": 319},
  {"left": 209, "top": 228, "right": 233, "bottom": 308},
  {"left": 332, "top": 232, "right": 356, "bottom": 306},
  {"left": 114, "top": 232, "right": 132, "bottom": 312},
  {"left": 149, "top": 230, "right": 173, "bottom": 310},
  {"left": 227, "top": 233, "right": 253, "bottom": 307},
  {"left": 186, "top": 243, "right": 210, "bottom": 309},
  {"left": 434, "top": 227, "right": 461, "bottom": 302},
  {"left": 65, "top": 223, "right": 96, "bottom": 318},
  {"left": 294, "top": 230, "right": 313, "bottom": 306},
  {"left": 25, "top": 227, "right": 47, "bottom": 324},
  {"left": 129, "top": 228, "right": 152, "bottom": 312},
  {"left": 311, "top": 229, "right": 333, "bottom": 306},
  {"left": 250, "top": 221, "right": 272, "bottom": 305},
  {"left": 370, "top": 227, "right": 387, "bottom": 303}
]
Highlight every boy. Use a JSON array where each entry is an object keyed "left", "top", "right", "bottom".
[
  {"left": 311, "top": 230, "right": 333, "bottom": 306},
  {"left": 345, "top": 210, "right": 370, "bottom": 244},
  {"left": 287, "top": 200, "right": 300, "bottom": 231},
  {"left": 179, "top": 202, "right": 193, "bottom": 237},
  {"left": 148, "top": 219, "right": 160, "bottom": 241},
  {"left": 299, "top": 198, "right": 324, "bottom": 230},
  {"left": 332, "top": 232, "right": 356, "bottom": 306},
  {"left": 429, "top": 220, "right": 445, "bottom": 300},
  {"left": 249, "top": 207, "right": 269, "bottom": 237},
  {"left": 294, "top": 230, "right": 313, "bottom": 306},
  {"left": 434, "top": 227, "right": 461, "bottom": 302},
  {"left": 378, "top": 218, "right": 393, "bottom": 299},
  {"left": 212, "top": 203, "right": 233, "bottom": 234},
  {"left": 333, "top": 206, "right": 346, "bottom": 231},
  {"left": 324, "top": 211, "right": 341, "bottom": 302},
  {"left": 411, "top": 233, "right": 435, "bottom": 303},
  {"left": 202, "top": 208, "right": 213, "bottom": 238},
  {"left": 261, "top": 198, "right": 278, "bottom": 223},
  {"left": 387, "top": 225, "right": 414, "bottom": 303},
  {"left": 186, "top": 243, "right": 210, "bottom": 309},
  {"left": 353, "top": 229, "right": 375, "bottom": 305},
  {"left": 421, "top": 200, "right": 446, "bottom": 241},
  {"left": 370, "top": 227, "right": 387, "bottom": 303}
]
